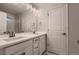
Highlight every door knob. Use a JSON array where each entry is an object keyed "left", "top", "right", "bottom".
[{"left": 62, "top": 33, "right": 66, "bottom": 35}]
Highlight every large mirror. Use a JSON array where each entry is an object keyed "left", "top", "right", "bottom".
[
  {"left": 0, "top": 4, "right": 25, "bottom": 34},
  {"left": 0, "top": 3, "right": 39, "bottom": 34}
]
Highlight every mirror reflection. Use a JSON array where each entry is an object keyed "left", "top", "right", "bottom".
[{"left": 0, "top": 3, "right": 40, "bottom": 35}]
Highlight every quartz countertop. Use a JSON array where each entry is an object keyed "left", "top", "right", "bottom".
[{"left": 0, "top": 32, "right": 46, "bottom": 49}]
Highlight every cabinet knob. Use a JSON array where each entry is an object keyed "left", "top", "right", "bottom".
[
  {"left": 62, "top": 33, "right": 66, "bottom": 35},
  {"left": 77, "top": 40, "right": 79, "bottom": 44},
  {"left": 35, "top": 39, "right": 38, "bottom": 41},
  {"left": 20, "top": 52, "right": 25, "bottom": 55},
  {"left": 35, "top": 47, "right": 38, "bottom": 49}
]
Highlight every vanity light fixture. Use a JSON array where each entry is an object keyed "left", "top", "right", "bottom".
[{"left": 24, "top": 3, "right": 40, "bottom": 16}]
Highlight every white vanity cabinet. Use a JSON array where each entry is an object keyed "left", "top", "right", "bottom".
[
  {"left": 14, "top": 46, "right": 33, "bottom": 55},
  {"left": 4, "top": 40, "right": 33, "bottom": 55},
  {"left": 0, "top": 49, "right": 4, "bottom": 55},
  {"left": 39, "top": 35, "right": 46, "bottom": 55},
  {"left": 33, "top": 37, "right": 39, "bottom": 55},
  {"left": 33, "top": 35, "right": 46, "bottom": 55},
  {"left": 25, "top": 46, "right": 33, "bottom": 55},
  {"left": 0, "top": 33, "right": 46, "bottom": 55}
]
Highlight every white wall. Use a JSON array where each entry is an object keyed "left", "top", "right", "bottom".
[
  {"left": 15, "top": 14, "right": 21, "bottom": 33},
  {"left": 21, "top": 7, "right": 49, "bottom": 33},
  {"left": 7, "top": 13, "right": 15, "bottom": 32},
  {"left": 21, "top": 4, "right": 67, "bottom": 33},
  {"left": 37, "top": 4, "right": 67, "bottom": 33},
  {"left": 37, "top": 9, "right": 49, "bottom": 32},
  {"left": 21, "top": 10, "right": 36, "bottom": 32},
  {"left": 0, "top": 11, "right": 16, "bottom": 34},
  {"left": 0, "top": 11, "right": 7, "bottom": 34},
  {"left": 19, "top": 3, "right": 79, "bottom": 54},
  {"left": 69, "top": 4, "right": 79, "bottom": 54}
]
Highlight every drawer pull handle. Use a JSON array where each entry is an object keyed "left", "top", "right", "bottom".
[
  {"left": 35, "top": 39, "right": 38, "bottom": 41},
  {"left": 20, "top": 52, "right": 26, "bottom": 55},
  {"left": 35, "top": 47, "right": 38, "bottom": 49}
]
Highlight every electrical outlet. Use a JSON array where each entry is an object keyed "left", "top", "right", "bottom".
[{"left": 77, "top": 40, "right": 79, "bottom": 44}]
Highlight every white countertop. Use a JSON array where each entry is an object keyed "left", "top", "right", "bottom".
[{"left": 0, "top": 32, "right": 46, "bottom": 49}]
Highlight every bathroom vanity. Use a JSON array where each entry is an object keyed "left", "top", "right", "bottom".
[{"left": 0, "top": 32, "right": 46, "bottom": 55}]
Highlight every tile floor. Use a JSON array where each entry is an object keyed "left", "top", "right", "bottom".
[{"left": 44, "top": 51, "right": 57, "bottom": 55}]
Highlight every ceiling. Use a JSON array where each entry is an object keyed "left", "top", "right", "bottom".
[
  {"left": 0, "top": 3, "right": 28, "bottom": 14},
  {"left": 0, "top": 3, "right": 64, "bottom": 15}
]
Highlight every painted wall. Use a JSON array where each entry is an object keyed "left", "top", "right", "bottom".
[
  {"left": 7, "top": 13, "right": 15, "bottom": 32},
  {"left": 0, "top": 11, "right": 19, "bottom": 34},
  {"left": 21, "top": 7, "right": 49, "bottom": 33},
  {"left": 15, "top": 14, "right": 22, "bottom": 33},
  {"left": 20, "top": 4, "right": 69, "bottom": 54},
  {"left": 69, "top": 4, "right": 79, "bottom": 54},
  {"left": 37, "top": 9, "right": 49, "bottom": 32},
  {"left": 0, "top": 11, "right": 7, "bottom": 34},
  {"left": 21, "top": 4, "right": 67, "bottom": 33},
  {"left": 21, "top": 10, "right": 36, "bottom": 32}
]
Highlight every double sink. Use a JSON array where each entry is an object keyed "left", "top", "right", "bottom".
[
  {"left": 3, "top": 32, "right": 41, "bottom": 42},
  {"left": 3, "top": 37, "right": 24, "bottom": 42}
]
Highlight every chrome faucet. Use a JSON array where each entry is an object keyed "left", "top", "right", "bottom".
[{"left": 9, "top": 32, "right": 15, "bottom": 37}]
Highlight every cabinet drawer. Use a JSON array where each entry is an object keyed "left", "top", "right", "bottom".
[
  {"left": 5, "top": 40, "right": 33, "bottom": 55},
  {"left": 40, "top": 35, "right": 45, "bottom": 39},
  {"left": 14, "top": 46, "right": 33, "bottom": 55},
  {"left": 34, "top": 38, "right": 39, "bottom": 48},
  {"left": 25, "top": 46, "right": 33, "bottom": 55},
  {"left": 34, "top": 40, "right": 39, "bottom": 48},
  {"left": 39, "top": 35, "right": 46, "bottom": 55},
  {"left": 33, "top": 38, "right": 39, "bottom": 55},
  {"left": 34, "top": 38, "right": 39, "bottom": 42},
  {"left": 0, "top": 49, "right": 4, "bottom": 55},
  {"left": 34, "top": 48, "right": 39, "bottom": 55}
]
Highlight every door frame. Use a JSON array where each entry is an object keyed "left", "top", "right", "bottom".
[{"left": 47, "top": 4, "right": 69, "bottom": 55}]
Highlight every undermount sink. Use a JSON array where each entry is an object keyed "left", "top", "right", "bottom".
[
  {"left": 33, "top": 32, "right": 41, "bottom": 35},
  {"left": 3, "top": 37, "right": 24, "bottom": 42}
]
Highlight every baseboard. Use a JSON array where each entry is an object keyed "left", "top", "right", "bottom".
[
  {"left": 42, "top": 50, "right": 47, "bottom": 55},
  {"left": 47, "top": 51, "right": 59, "bottom": 55}
]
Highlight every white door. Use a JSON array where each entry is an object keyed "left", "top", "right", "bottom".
[{"left": 48, "top": 6, "right": 68, "bottom": 54}]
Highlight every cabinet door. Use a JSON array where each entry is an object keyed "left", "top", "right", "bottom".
[
  {"left": 14, "top": 46, "right": 33, "bottom": 55},
  {"left": 34, "top": 48, "right": 39, "bottom": 55},
  {"left": 34, "top": 38, "right": 39, "bottom": 55},
  {"left": 0, "top": 49, "right": 4, "bottom": 55},
  {"left": 5, "top": 40, "right": 32, "bottom": 55},
  {"left": 25, "top": 46, "right": 33, "bottom": 55},
  {"left": 39, "top": 35, "right": 46, "bottom": 54}
]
